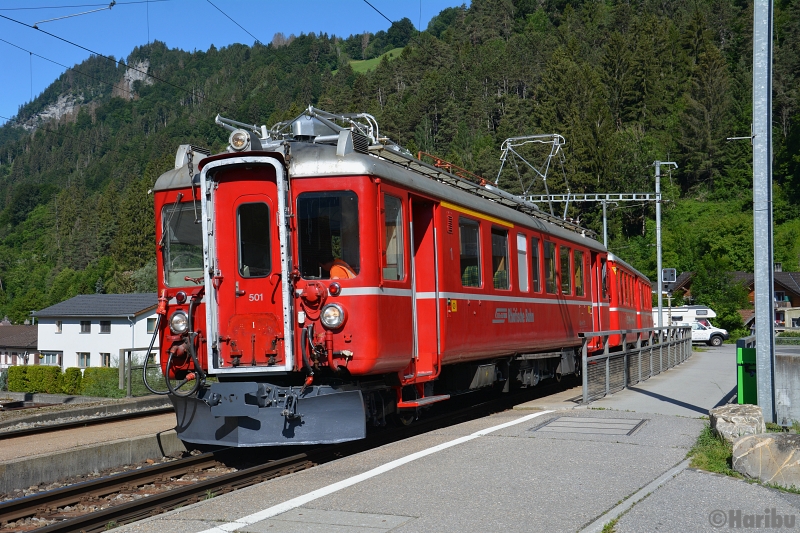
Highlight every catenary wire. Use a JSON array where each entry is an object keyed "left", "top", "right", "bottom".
[
  {"left": 0, "top": 1, "right": 172, "bottom": 11},
  {"left": 205, "top": 0, "right": 264, "bottom": 46},
  {"left": 0, "top": 12, "right": 236, "bottom": 114},
  {"left": 0, "top": 37, "right": 133, "bottom": 97}
]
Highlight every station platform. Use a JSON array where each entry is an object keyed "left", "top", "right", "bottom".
[{"left": 113, "top": 344, "right": 800, "bottom": 533}]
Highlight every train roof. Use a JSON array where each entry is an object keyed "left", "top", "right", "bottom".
[
  {"left": 606, "top": 252, "right": 651, "bottom": 283},
  {"left": 155, "top": 141, "right": 606, "bottom": 253}
]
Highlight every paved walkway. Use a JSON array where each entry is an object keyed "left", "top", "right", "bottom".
[{"left": 113, "top": 343, "right": 800, "bottom": 533}]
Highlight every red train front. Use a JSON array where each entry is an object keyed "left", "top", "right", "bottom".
[{"left": 153, "top": 107, "right": 651, "bottom": 447}]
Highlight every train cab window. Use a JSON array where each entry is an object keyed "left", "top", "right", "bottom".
[
  {"left": 516, "top": 234, "right": 528, "bottom": 292},
  {"left": 491, "top": 229, "right": 509, "bottom": 289},
  {"left": 544, "top": 241, "right": 556, "bottom": 294},
  {"left": 560, "top": 246, "right": 572, "bottom": 295},
  {"left": 531, "top": 237, "right": 541, "bottom": 292},
  {"left": 297, "top": 191, "right": 360, "bottom": 279},
  {"left": 459, "top": 218, "right": 481, "bottom": 287},
  {"left": 574, "top": 250, "right": 584, "bottom": 297},
  {"left": 162, "top": 202, "right": 204, "bottom": 287},
  {"left": 382, "top": 195, "right": 404, "bottom": 281},
  {"left": 238, "top": 203, "right": 271, "bottom": 277}
]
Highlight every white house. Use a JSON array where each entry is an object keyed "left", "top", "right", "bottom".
[{"left": 34, "top": 293, "right": 159, "bottom": 369}]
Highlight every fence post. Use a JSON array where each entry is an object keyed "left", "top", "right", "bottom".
[
  {"left": 582, "top": 338, "right": 588, "bottom": 404},
  {"left": 119, "top": 348, "right": 125, "bottom": 389},
  {"left": 126, "top": 350, "right": 132, "bottom": 398}
]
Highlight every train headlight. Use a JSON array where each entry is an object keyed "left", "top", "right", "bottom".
[
  {"left": 170, "top": 311, "right": 189, "bottom": 334},
  {"left": 320, "top": 303, "right": 346, "bottom": 329},
  {"left": 229, "top": 129, "right": 250, "bottom": 151}
]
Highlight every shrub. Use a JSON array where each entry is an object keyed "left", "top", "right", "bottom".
[
  {"left": 7, "top": 366, "right": 28, "bottom": 392},
  {"left": 81, "top": 367, "right": 123, "bottom": 398},
  {"left": 60, "top": 367, "right": 83, "bottom": 395},
  {"left": 26, "top": 366, "right": 61, "bottom": 393},
  {"left": 0, "top": 369, "right": 6, "bottom": 391}
]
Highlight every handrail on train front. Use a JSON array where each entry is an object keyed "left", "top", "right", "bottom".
[{"left": 578, "top": 325, "right": 692, "bottom": 405}]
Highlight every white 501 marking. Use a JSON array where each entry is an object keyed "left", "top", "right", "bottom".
[{"left": 248, "top": 293, "right": 263, "bottom": 302}]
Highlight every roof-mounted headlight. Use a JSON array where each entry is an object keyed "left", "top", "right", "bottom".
[
  {"left": 229, "top": 129, "right": 250, "bottom": 151},
  {"left": 320, "top": 303, "right": 346, "bottom": 329}
]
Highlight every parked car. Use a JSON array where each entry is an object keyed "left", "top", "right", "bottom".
[{"left": 679, "top": 321, "right": 729, "bottom": 346}]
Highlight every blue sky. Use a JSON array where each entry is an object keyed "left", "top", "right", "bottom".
[{"left": 0, "top": 0, "right": 466, "bottom": 126}]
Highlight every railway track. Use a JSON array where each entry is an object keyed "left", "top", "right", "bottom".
[
  {"left": 0, "top": 379, "right": 573, "bottom": 532},
  {"left": 0, "top": 407, "right": 175, "bottom": 441}
]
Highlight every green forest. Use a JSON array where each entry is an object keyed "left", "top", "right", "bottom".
[{"left": 0, "top": 0, "right": 799, "bottom": 327}]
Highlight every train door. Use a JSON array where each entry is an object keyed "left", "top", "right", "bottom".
[
  {"left": 204, "top": 165, "right": 287, "bottom": 372},
  {"left": 409, "top": 196, "right": 440, "bottom": 380}
]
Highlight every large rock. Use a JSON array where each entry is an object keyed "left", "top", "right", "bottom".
[
  {"left": 709, "top": 404, "right": 766, "bottom": 444},
  {"left": 733, "top": 433, "right": 800, "bottom": 489}
]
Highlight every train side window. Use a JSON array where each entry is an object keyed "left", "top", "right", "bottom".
[
  {"left": 382, "top": 195, "right": 404, "bottom": 281},
  {"left": 560, "top": 246, "right": 572, "bottom": 295},
  {"left": 601, "top": 259, "right": 608, "bottom": 300},
  {"left": 574, "top": 250, "right": 584, "bottom": 297},
  {"left": 238, "top": 202, "right": 271, "bottom": 278},
  {"left": 491, "top": 228, "right": 509, "bottom": 290},
  {"left": 459, "top": 218, "right": 481, "bottom": 287},
  {"left": 297, "top": 191, "right": 360, "bottom": 279},
  {"left": 531, "top": 237, "right": 541, "bottom": 292},
  {"left": 516, "top": 234, "right": 528, "bottom": 292},
  {"left": 544, "top": 241, "right": 556, "bottom": 294}
]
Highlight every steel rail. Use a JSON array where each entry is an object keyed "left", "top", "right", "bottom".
[
  {"left": 3, "top": 379, "right": 573, "bottom": 532},
  {"left": 0, "top": 406, "right": 175, "bottom": 441}
]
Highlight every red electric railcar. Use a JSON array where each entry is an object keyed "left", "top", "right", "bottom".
[{"left": 152, "top": 108, "right": 652, "bottom": 447}]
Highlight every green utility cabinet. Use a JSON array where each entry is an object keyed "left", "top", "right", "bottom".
[{"left": 736, "top": 339, "right": 757, "bottom": 405}]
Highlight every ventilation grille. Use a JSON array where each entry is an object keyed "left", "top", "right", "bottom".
[
  {"left": 447, "top": 214, "right": 453, "bottom": 234},
  {"left": 352, "top": 132, "right": 370, "bottom": 154}
]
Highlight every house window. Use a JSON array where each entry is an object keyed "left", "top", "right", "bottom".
[
  {"left": 100, "top": 321, "right": 111, "bottom": 334},
  {"left": 491, "top": 229, "right": 509, "bottom": 290},
  {"left": 101, "top": 353, "right": 111, "bottom": 367},
  {"left": 147, "top": 317, "right": 157, "bottom": 334},
  {"left": 56, "top": 320, "right": 62, "bottom": 333},
  {"left": 42, "top": 352, "right": 59, "bottom": 365},
  {"left": 459, "top": 218, "right": 481, "bottom": 288},
  {"left": 80, "top": 321, "right": 91, "bottom": 333},
  {"left": 78, "top": 352, "right": 90, "bottom": 367}
]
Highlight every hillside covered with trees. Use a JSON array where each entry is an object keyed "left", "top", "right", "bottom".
[{"left": 0, "top": 0, "right": 799, "bottom": 324}]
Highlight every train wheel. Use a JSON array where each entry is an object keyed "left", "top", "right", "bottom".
[
  {"left": 555, "top": 372, "right": 562, "bottom": 383},
  {"left": 393, "top": 410, "right": 417, "bottom": 427}
]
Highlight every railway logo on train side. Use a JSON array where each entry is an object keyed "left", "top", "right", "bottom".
[{"left": 492, "top": 308, "right": 535, "bottom": 324}]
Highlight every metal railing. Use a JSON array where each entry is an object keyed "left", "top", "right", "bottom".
[{"left": 580, "top": 326, "right": 692, "bottom": 404}]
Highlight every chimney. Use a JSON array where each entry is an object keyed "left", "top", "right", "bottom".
[{"left": 774, "top": 262, "right": 783, "bottom": 272}]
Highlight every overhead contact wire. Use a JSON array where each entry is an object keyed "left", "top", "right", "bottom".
[{"left": 0, "top": 12, "right": 235, "bottom": 113}]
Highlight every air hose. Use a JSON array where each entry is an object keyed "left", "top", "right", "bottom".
[
  {"left": 141, "top": 315, "right": 169, "bottom": 395},
  {"left": 167, "top": 290, "right": 206, "bottom": 397}
]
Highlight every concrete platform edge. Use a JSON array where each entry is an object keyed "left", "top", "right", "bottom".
[
  {"left": 0, "top": 430, "right": 186, "bottom": 494},
  {"left": 0, "top": 395, "right": 173, "bottom": 429}
]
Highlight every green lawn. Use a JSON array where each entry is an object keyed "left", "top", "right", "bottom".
[{"left": 349, "top": 47, "right": 405, "bottom": 73}]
